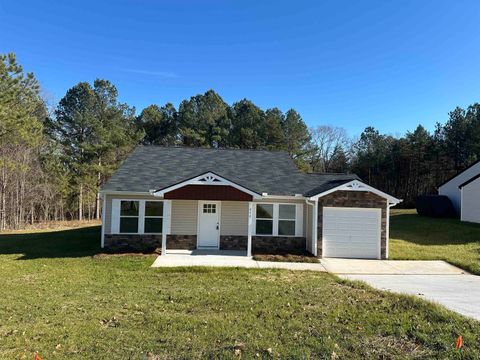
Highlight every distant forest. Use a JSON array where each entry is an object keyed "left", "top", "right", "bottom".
[{"left": 1, "top": 52, "right": 479, "bottom": 229}]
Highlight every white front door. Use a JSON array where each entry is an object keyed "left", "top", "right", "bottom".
[
  {"left": 322, "top": 207, "right": 381, "bottom": 259},
  {"left": 197, "top": 201, "right": 220, "bottom": 248}
]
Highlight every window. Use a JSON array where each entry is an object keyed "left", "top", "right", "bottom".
[
  {"left": 120, "top": 201, "right": 139, "bottom": 233},
  {"left": 116, "top": 200, "right": 164, "bottom": 234},
  {"left": 203, "top": 203, "right": 216, "bottom": 213},
  {"left": 278, "top": 204, "right": 296, "bottom": 236},
  {"left": 144, "top": 201, "right": 163, "bottom": 233},
  {"left": 255, "top": 204, "right": 274, "bottom": 235},
  {"left": 255, "top": 203, "right": 297, "bottom": 236}
]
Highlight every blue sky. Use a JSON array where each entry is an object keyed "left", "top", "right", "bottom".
[{"left": 1, "top": 0, "right": 480, "bottom": 136}]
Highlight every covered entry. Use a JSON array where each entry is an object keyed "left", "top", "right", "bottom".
[{"left": 322, "top": 207, "right": 381, "bottom": 259}]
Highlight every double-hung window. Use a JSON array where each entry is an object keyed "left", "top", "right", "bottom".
[
  {"left": 255, "top": 204, "right": 274, "bottom": 235},
  {"left": 278, "top": 204, "right": 296, "bottom": 236},
  {"left": 117, "top": 200, "right": 164, "bottom": 234},
  {"left": 255, "top": 203, "right": 299, "bottom": 236},
  {"left": 120, "top": 201, "right": 140, "bottom": 233},
  {"left": 144, "top": 201, "right": 164, "bottom": 233}
]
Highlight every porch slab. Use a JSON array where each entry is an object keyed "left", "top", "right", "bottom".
[{"left": 151, "top": 251, "right": 327, "bottom": 271}]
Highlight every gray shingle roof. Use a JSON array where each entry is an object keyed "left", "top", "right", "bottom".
[{"left": 101, "top": 146, "right": 359, "bottom": 196}]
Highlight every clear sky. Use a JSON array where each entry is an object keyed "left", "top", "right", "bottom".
[{"left": 1, "top": 0, "right": 480, "bottom": 136}]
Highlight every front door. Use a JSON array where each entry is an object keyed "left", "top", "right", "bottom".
[{"left": 197, "top": 201, "right": 220, "bottom": 248}]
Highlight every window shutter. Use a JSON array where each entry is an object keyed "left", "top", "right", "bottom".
[
  {"left": 111, "top": 199, "right": 120, "bottom": 234},
  {"left": 295, "top": 204, "right": 303, "bottom": 237}
]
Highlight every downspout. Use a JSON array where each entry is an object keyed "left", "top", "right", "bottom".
[
  {"left": 305, "top": 199, "right": 318, "bottom": 256},
  {"left": 100, "top": 193, "right": 106, "bottom": 248},
  {"left": 385, "top": 202, "right": 396, "bottom": 259}
]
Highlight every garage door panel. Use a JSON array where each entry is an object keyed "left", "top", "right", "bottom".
[{"left": 323, "top": 207, "right": 381, "bottom": 259}]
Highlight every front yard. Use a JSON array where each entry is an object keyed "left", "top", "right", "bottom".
[
  {"left": 390, "top": 209, "right": 480, "bottom": 275},
  {"left": 1, "top": 225, "right": 480, "bottom": 358}
]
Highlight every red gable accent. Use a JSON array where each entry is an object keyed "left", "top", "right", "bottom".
[{"left": 164, "top": 185, "right": 253, "bottom": 201}]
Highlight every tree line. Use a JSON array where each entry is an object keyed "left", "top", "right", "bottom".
[{"left": 1, "top": 52, "right": 479, "bottom": 229}]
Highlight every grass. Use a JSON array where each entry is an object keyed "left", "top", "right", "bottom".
[
  {"left": 390, "top": 209, "right": 480, "bottom": 275},
  {"left": 253, "top": 251, "right": 320, "bottom": 263},
  {"left": 1, "top": 225, "right": 480, "bottom": 358}
]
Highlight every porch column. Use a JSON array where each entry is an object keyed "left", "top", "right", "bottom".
[
  {"left": 313, "top": 199, "right": 318, "bottom": 257},
  {"left": 247, "top": 202, "right": 253, "bottom": 257},
  {"left": 162, "top": 200, "right": 172, "bottom": 256}
]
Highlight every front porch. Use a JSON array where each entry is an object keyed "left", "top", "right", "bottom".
[{"left": 152, "top": 249, "right": 326, "bottom": 271}]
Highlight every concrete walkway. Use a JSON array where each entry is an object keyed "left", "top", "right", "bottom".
[{"left": 151, "top": 250, "right": 327, "bottom": 271}]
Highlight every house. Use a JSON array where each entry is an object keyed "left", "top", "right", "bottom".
[
  {"left": 99, "top": 146, "right": 401, "bottom": 259},
  {"left": 458, "top": 173, "right": 480, "bottom": 224},
  {"left": 438, "top": 160, "right": 480, "bottom": 222}
]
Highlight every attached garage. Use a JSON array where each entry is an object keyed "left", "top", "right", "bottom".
[{"left": 322, "top": 207, "right": 381, "bottom": 259}]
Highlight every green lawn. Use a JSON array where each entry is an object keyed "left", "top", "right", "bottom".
[
  {"left": 390, "top": 209, "right": 480, "bottom": 275},
  {"left": 1, "top": 225, "right": 480, "bottom": 358}
]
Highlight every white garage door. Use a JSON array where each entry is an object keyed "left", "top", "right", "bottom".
[{"left": 323, "top": 207, "right": 381, "bottom": 259}]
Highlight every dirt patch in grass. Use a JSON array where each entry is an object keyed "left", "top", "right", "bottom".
[{"left": 253, "top": 251, "right": 319, "bottom": 263}]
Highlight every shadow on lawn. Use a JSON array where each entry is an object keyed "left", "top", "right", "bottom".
[
  {"left": 0, "top": 225, "right": 102, "bottom": 259},
  {"left": 390, "top": 213, "right": 480, "bottom": 246}
]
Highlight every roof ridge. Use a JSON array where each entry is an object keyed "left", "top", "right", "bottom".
[{"left": 136, "top": 145, "right": 290, "bottom": 154}]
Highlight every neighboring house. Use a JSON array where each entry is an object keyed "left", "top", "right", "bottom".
[
  {"left": 438, "top": 160, "right": 480, "bottom": 217},
  {"left": 99, "top": 146, "right": 401, "bottom": 259},
  {"left": 458, "top": 174, "right": 480, "bottom": 224}
]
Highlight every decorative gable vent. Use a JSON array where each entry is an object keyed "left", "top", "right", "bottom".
[{"left": 198, "top": 174, "right": 222, "bottom": 183}]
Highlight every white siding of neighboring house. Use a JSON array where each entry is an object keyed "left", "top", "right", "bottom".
[
  {"left": 461, "top": 177, "right": 480, "bottom": 224},
  {"left": 439, "top": 162, "right": 480, "bottom": 215}
]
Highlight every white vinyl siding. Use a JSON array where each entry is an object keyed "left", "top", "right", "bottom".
[
  {"left": 439, "top": 161, "right": 480, "bottom": 215},
  {"left": 221, "top": 201, "right": 248, "bottom": 235},
  {"left": 461, "top": 178, "right": 480, "bottom": 223},
  {"left": 323, "top": 207, "right": 381, "bottom": 259},
  {"left": 170, "top": 200, "right": 198, "bottom": 235}
]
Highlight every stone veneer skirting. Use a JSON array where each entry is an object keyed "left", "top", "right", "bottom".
[
  {"left": 220, "top": 235, "right": 305, "bottom": 253},
  {"left": 317, "top": 191, "right": 387, "bottom": 259},
  {"left": 104, "top": 234, "right": 197, "bottom": 252},
  {"left": 105, "top": 234, "right": 305, "bottom": 254}
]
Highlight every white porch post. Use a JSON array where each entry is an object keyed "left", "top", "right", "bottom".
[
  {"left": 313, "top": 199, "right": 318, "bottom": 257},
  {"left": 162, "top": 200, "right": 172, "bottom": 256},
  {"left": 100, "top": 194, "right": 106, "bottom": 248},
  {"left": 247, "top": 202, "right": 253, "bottom": 257}
]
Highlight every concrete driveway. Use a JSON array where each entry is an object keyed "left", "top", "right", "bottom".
[
  {"left": 325, "top": 259, "right": 480, "bottom": 321},
  {"left": 341, "top": 274, "right": 480, "bottom": 321}
]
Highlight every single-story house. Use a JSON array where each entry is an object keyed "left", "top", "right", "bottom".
[
  {"left": 99, "top": 146, "right": 401, "bottom": 259},
  {"left": 438, "top": 160, "right": 480, "bottom": 223}
]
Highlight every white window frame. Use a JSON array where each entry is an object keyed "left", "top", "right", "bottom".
[
  {"left": 113, "top": 199, "right": 164, "bottom": 235},
  {"left": 144, "top": 201, "right": 164, "bottom": 234},
  {"left": 278, "top": 204, "right": 296, "bottom": 236},
  {"left": 254, "top": 203, "right": 275, "bottom": 236},
  {"left": 253, "top": 203, "right": 303, "bottom": 237},
  {"left": 119, "top": 200, "right": 141, "bottom": 235}
]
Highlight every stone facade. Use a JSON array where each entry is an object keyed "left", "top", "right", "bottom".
[
  {"left": 220, "top": 235, "right": 247, "bottom": 250},
  {"left": 220, "top": 235, "right": 306, "bottom": 253},
  {"left": 167, "top": 235, "right": 197, "bottom": 250},
  {"left": 317, "top": 191, "right": 387, "bottom": 259},
  {"left": 253, "top": 236, "right": 306, "bottom": 253},
  {"left": 104, "top": 234, "right": 196, "bottom": 252}
]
